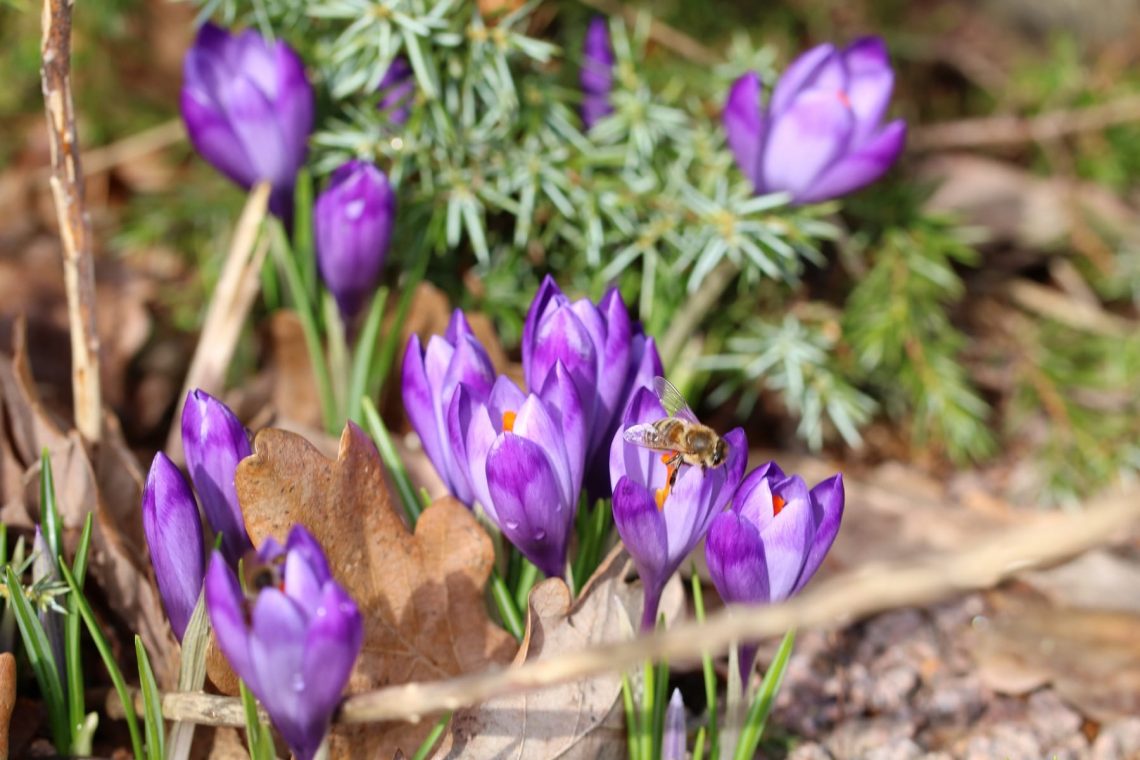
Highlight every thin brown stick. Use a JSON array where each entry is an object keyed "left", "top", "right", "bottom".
[
  {"left": 910, "top": 94, "right": 1140, "bottom": 152},
  {"left": 41, "top": 0, "right": 102, "bottom": 441},
  {"left": 163, "top": 183, "right": 271, "bottom": 461},
  {"left": 113, "top": 486, "right": 1139, "bottom": 726},
  {"left": 659, "top": 259, "right": 739, "bottom": 367}
]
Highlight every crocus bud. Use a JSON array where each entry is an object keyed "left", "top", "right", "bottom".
[
  {"left": 523, "top": 276, "right": 658, "bottom": 499},
  {"left": 205, "top": 527, "right": 363, "bottom": 760},
  {"left": 181, "top": 389, "right": 252, "bottom": 565},
  {"left": 610, "top": 388, "right": 746, "bottom": 630},
  {"left": 663, "top": 689, "right": 686, "bottom": 760},
  {"left": 180, "top": 23, "right": 314, "bottom": 220},
  {"left": 580, "top": 16, "right": 615, "bottom": 129},
  {"left": 403, "top": 310, "right": 496, "bottom": 506},
  {"left": 723, "top": 37, "right": 906, "bottom": 204},
  {"left": 314, "top": 160, "right": 397, "bottom": 321},
  {"left": 143, "top": 453, "right": 205, "bottom": 641},
  {"left": 378, "top": 57, "right": 414, "bottom": 126}
]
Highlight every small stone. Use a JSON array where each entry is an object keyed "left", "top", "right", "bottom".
[
  {"left": 960, "top": 724, "right": 1043, "bottom": 760},
  {"left": 1028, "top": 689, "right": 1083, "bottom": 747},
  {"left": 826, "top": 717, "right": 917, "bottom": 759},
  {"left": 870, "top": 665, "right": 920, "bottom": 712},
  {"left": 788, "top": 741, "right": 834, "bottom": 760},
  {"left": 1092, "top": 717, "right": 1140, "bottom": 760}
]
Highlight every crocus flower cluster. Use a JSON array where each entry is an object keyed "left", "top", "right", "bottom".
[
  {"left": 403, "top": 279, "right": 659, "bottom": 578},
  {"left": 205, "top": 526, "right": 362, "bottom": 760},
  {"left": 181, "top": 23, "right": 314, "bottom": 220},
  {"left": 143, "top": 389, "right": 252, "bottom": 640},
  {"left": 723, "top": 37, "right": 906, "bottom": 204},
  {"left": 580, "top": 16, "right": 615, "bottom": 129},
  {"left": 611, "top": 387, "right": 747, "bottom": 629},
  {"left": 314, "top": 160, "right": 397, "bottom": 321}
]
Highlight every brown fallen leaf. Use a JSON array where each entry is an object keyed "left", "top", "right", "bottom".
[
  {"left": 0, "top": 320, "right": 177, "bottom": 685},
  {"left": 0, "top": 652, "right": 14, "bottom": 760},
  {"left": 970, "top": 593, "right": 1140, "bottom": 722},
  {"left": 1020, "top": 549, "right": 1140, "bottom": 615},
  {"left": 437, "top": 546, "right": 684, "bottom": 759},
  {"left": 232, "top": 423, "right": 516, "bottom": 758}
]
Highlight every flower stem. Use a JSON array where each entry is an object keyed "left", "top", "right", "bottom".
[
  {"left": 346, "top": 287, "right": 389, "bottom": 425},
  {"left": 361, "top": 397, "right": 421, "bottom": 525},
  {"left": 489, "top": 568, "right": 524, "bottom": 640}
]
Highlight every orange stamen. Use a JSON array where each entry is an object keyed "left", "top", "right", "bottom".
[
  {"left": 773, "top": 494, "right": 786, "bottom": 517},
  {"left": 655, "top": 464, "right": 677, "bottom": 510},
  {"left": 837, "top": 89, "right": 851, "bottom": 108},
  {"left": 661, "top": 452, "right": 672, "bottom": 464},
  {"left": 502, "top": 410, "right": 516, "bottom": 433}
]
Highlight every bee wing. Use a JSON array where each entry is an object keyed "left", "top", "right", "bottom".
[
  {"left": 622, "top": 423, "right": 669, "bottom": 450},
  {"left": 653, "top": 376, "right": 699, "bottom": 423}
]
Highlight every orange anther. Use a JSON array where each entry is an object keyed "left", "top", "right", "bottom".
[
  {"left": 836, "top": 89, "right": 851, "bottom": 108},
  {"left": 655, "top": 487, "right": 668, "bottom": 510},
  {"left": 773, "top": 494, "right": 786, "bottom": 516},
  {"left": 661, "top": 452, "right": 672, "bottom": 464},
  {"left": 502, "top": 410, "right": 516, "bottom": 433}
]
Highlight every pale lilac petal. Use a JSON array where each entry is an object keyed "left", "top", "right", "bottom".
[
  {"left": 537, "top": 363, "right": 587, "bottom": 502},
  {"left": 609, "top": 387, "right": 669, "bottom": 492},
  {"left": 758, "top": 475, "right": 817, "bottom": 601},
  {"left": 522, "top": 275, "right": 565, "bottom": 375},
  {"left": 843, "top": 38, "right": 894, "bottom": 147},
  {"left": 723, "top": 72, "right": 766, "bottom": 191},
  {"left": 143, "top": 453, "right": 205, "bottom": 640},
  {"left": 530, "top": 306, "right": 598, "bottom": 423},
  {"left": 204, "top": 552, "right": 255, "bottom": 691},
  {"left": 513, "top": 394, "right": 573, "bottom": 508},
  {"left": 706, "top": 511, "right": 771, "bottom": 605},
  {"left": 248, "top": 590, "right": 309, "bottom": 754},
  {"left": 793, "top": 473, "right": 844, "bottom": 593},
  {"left": 762, "top": 89, "right": 855, "bottom": 201},
  {"left": 663, "top": 689, "right": 686, "bottom": 760},
  {"left": 299, "top": 583, "right": 362, "bottom": 758},
  {"left": 769, "top": 43, "right": 838, "bottom": 116},
  {"left": 796, "top": 119, "right": 906, "bottom": 203},
  {"left": 580, "top": 16, "right": 614, "bottom": 95}
]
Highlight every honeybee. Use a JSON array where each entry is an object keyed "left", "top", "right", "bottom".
[{"left": 622, "top": 377, "right": 728, "bottom": 508}]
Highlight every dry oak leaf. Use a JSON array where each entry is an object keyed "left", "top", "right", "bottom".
[
  {"left": 233, "top": 423, "right": 516, "bottom": 759},
  {"left": 436, "top": 546, "right": 683, "bottom": 759}
]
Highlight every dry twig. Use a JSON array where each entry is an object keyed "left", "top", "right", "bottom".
[
  {"left": 113, "top": 485, "right": 1140, "bottom": 726},
  {"left": 576, "top": 0, "right": 720, "bottom": 66},
  {"left": 40, "top": 0, "right": 102, "bottom": 441},
  {"left": 163, "top": 183, "right": 271, "bottom": 460}
]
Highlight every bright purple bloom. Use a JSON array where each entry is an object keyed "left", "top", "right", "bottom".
[
  {"left": 705, "top": 462, "right": 843, "bottom": 606},
  {"left": 448, "top": 369, "right": 586, "bottom": 578},
  {"left": 523, "top": 276, "right": 659, "bottom": 499},
  {"left": 378, "top": 57, "right": 414, "bottom": 126},
  {"left": 180, "top": 23, "right": 314, "bottom": 220},
  {"left": 580, "top": 16, "right": 615, "bottom": 129},
  {"left": 403, "top": 311, "right": 496, "bottom": 506},
  {"left": 143, "top": 452, "right": 205, "bottom": 641},
  {"left": 181, "top": 389, "right": 253, "bottom": 565},
  {"left": 723, "top": 37, "right": 906, "bottom": 204},
  {"left": 314, "top": 160, "right": 397, "bottom": 320},
  {"left": 663, "top": 689, "right": 686, "bottom": 760},
  {"left": 205, "top": 526, "right": 362, "bottom": 760},
  {"left": 610, "top": 387, "right": 746, "bottom": 630}
]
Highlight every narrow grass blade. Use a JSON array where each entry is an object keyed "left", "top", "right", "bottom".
[
  {"left": 5, "top": 565, "right": 69, "bottom": 753},
  {"left": 652, "top": 654, "right": 670, "bottom": 759},
  {"left": 410, "top": 711, "right": 451, "bottom": 760},
  {"left": 293, "top": 168, "right": 316, "bottom": 301},
  {"left": 621, "top": 672, "right": 640, "bottom": 760},
  {"left": 361, "top": 396, "right": 421, "bottom": 524},
  {"left": 135, "top": 636, "right": 165, "bottom": 760},
  {"left": 239, "top": 681, "right": 275, "bottom": 760},
  {"left": 733, "top": 629, "right": 797, "bottom": 760},
  {"left": 511, "top": 559, "right": 539, "bottom": 612},
  {"left": 66, "top": 515, "right": 93, "bottom": 752},
  {"left": 489, "top": 568, "right": 523, "bottom": 640},
  {"left": 40, "top": 450, "right": 62, "bottom": 563},
  {"left": 346, "top": 286, "right": 389, "bottom": 425},
  {"left": 59, "top": 563, "right": 143, "bottom": 760}
]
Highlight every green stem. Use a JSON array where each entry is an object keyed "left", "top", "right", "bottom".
[
  {"left": 66, "top": 515, "right": 92, "bottom": 751},
  {"left": 323, "top": 293, "right": 350, "bottom": 421},
  {"left": 269, "top": 221, "right": 338, "bottom": 434},
  {"left": 489, "top": 568, "right": 524, "bottom": 640},
  {"left": 621, "top": 673, "right": 640, "bottom": 760},
  {"left": 293, "top": 169, "right": 316, "bottom": 301},
  {"left": 733, "top": 629, "right": 797, "bottom": 760},
  {"left": 411, "top": 711, "right": 451, "bottom": 760},
  {"left": 691, "top": 570, "right": 718, "bottom": 759},
  {"left": 512, "top": 559, "right": 540, "bottom": 612},
  {"left": 361, "top": 397, "right": 422, "bottom": 525},
  {"left": 347, "top": 287, "right": 389, "bottom": 425}
]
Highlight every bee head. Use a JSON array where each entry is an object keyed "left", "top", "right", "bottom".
[{"left": 712, "top": 438, "right": 728, "bottom": 466}]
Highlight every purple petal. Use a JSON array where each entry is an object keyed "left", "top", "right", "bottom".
[
  {"left": 580, "top": 17, "right": 614, "bottom": 95},
  {"left": 758, "top": 475, "right": 817, "bottom": 601},
  {"left": 609, "top": 387, "right": 669, "bottom": 492},
  {"left": 460, "top": 392, "right": 498, "bottom": 520},
  {"left": 179, "top": 88, "right": 253, "bottom": 188},
  {"left": 663, "top": 689, "right": 686, "bottom": 760},
  {"left": 181, "top": 389, "right": 253, "bottom": 564},
  {"left": 402, "top": 336, "right": 443, "bottom": 474},
  {"left": 581, "top": 94, "right": 613, "bottom": 130},
  {"left": 142, "top": 453, "right": 205, "bottom": 640},
  {"left": 612, "top": 477, "right": 669, "bottom": 629},
  {"left": 271, "top": 40, "right": 315, "bottom": 170},
  {"left": 591, "top": 289, "right": 633, "bottom": 448},
  {"left": 529, "top": 306, "right": 598, "bottom": 424},
  {"left": 513, "top": 394, "right": 574, "bottom": 508},
  {"left": 795, "top": 119, "right": 906, "bottom": 204},
  {"left": 706, "top": 511, "right": 770, "bottom": 605},
  {"left": 661, "top": 427, "right": 747, "bottom": 563},
  {"left": 841, "top": 37, "right": 895, "bottom": 146},
  {"left": 537, "top": 363, "right": 588, "bottom": 503},
  {"left": 735, "top": 472, "right": 777, "bottom": 534},
  {"left": 769, "top": 43, "right": 839, "bottom": 116},
  {"left": 793, "top": 473, "right": 844, "bottom": 593},
  {"left": 762, "top": 88, "right": 855, "bottom": 202},
  {"left": 204, "top": 552, "right": 256, "bottom": 691},
  {"left": 247, "top": 589, "right": 311, "bottom": 758},
  {"left": 486, "top": 435, "right": 573, "bottom": 578},
  {"left": 299, "top": 582, "right": 362, "bottom": 759},
  {"left": 522, "top": 275, "right": 565, "bottom": 376},
  {"left": 723, "top": 72, "right": 766, "bottom": 192},
  {"left": 444, "top": 308, "right": 474, "bottom": 344}
]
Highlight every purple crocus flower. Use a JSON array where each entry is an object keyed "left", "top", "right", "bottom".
[
  {"left": 180, "top": 23, "right": 314, "bottom": 220},
  {"left": 205, "top": 526, "right": 362, "bottom": 760},
  {"left": 181, "top": 389, "right": 253, "bottom": 565},
  {"left": 314, "top": 160, "right": 397, "bottom": 320},
  {"left": 403, "top": 310, "right": 497, "bottom": 506},
  {"left": 523, "top": 276, "right": 659, "bottom": 498},
  {"left": 723, "top": 37, "right": 906, "bottom": 204},
  {"left": 448, "top": 369, "right": 586, "bottom": 578},
  {"left": 142, "top": 452, "right": 205, "bottom": 641},
  {"left": 580, "top": 16, "right": 615, "bottom": 129},
  {"left": 611, "top": 387, "right": 746, "bottom": 630},
  {"left": 705, "top": 462, "right": 843, "bottom": 678},
  {"left": 378, "top": 57, "right": 414, "bottom": 126},
  {"left": 663, "top": 689, "right": 686, "bottom": 760}
]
